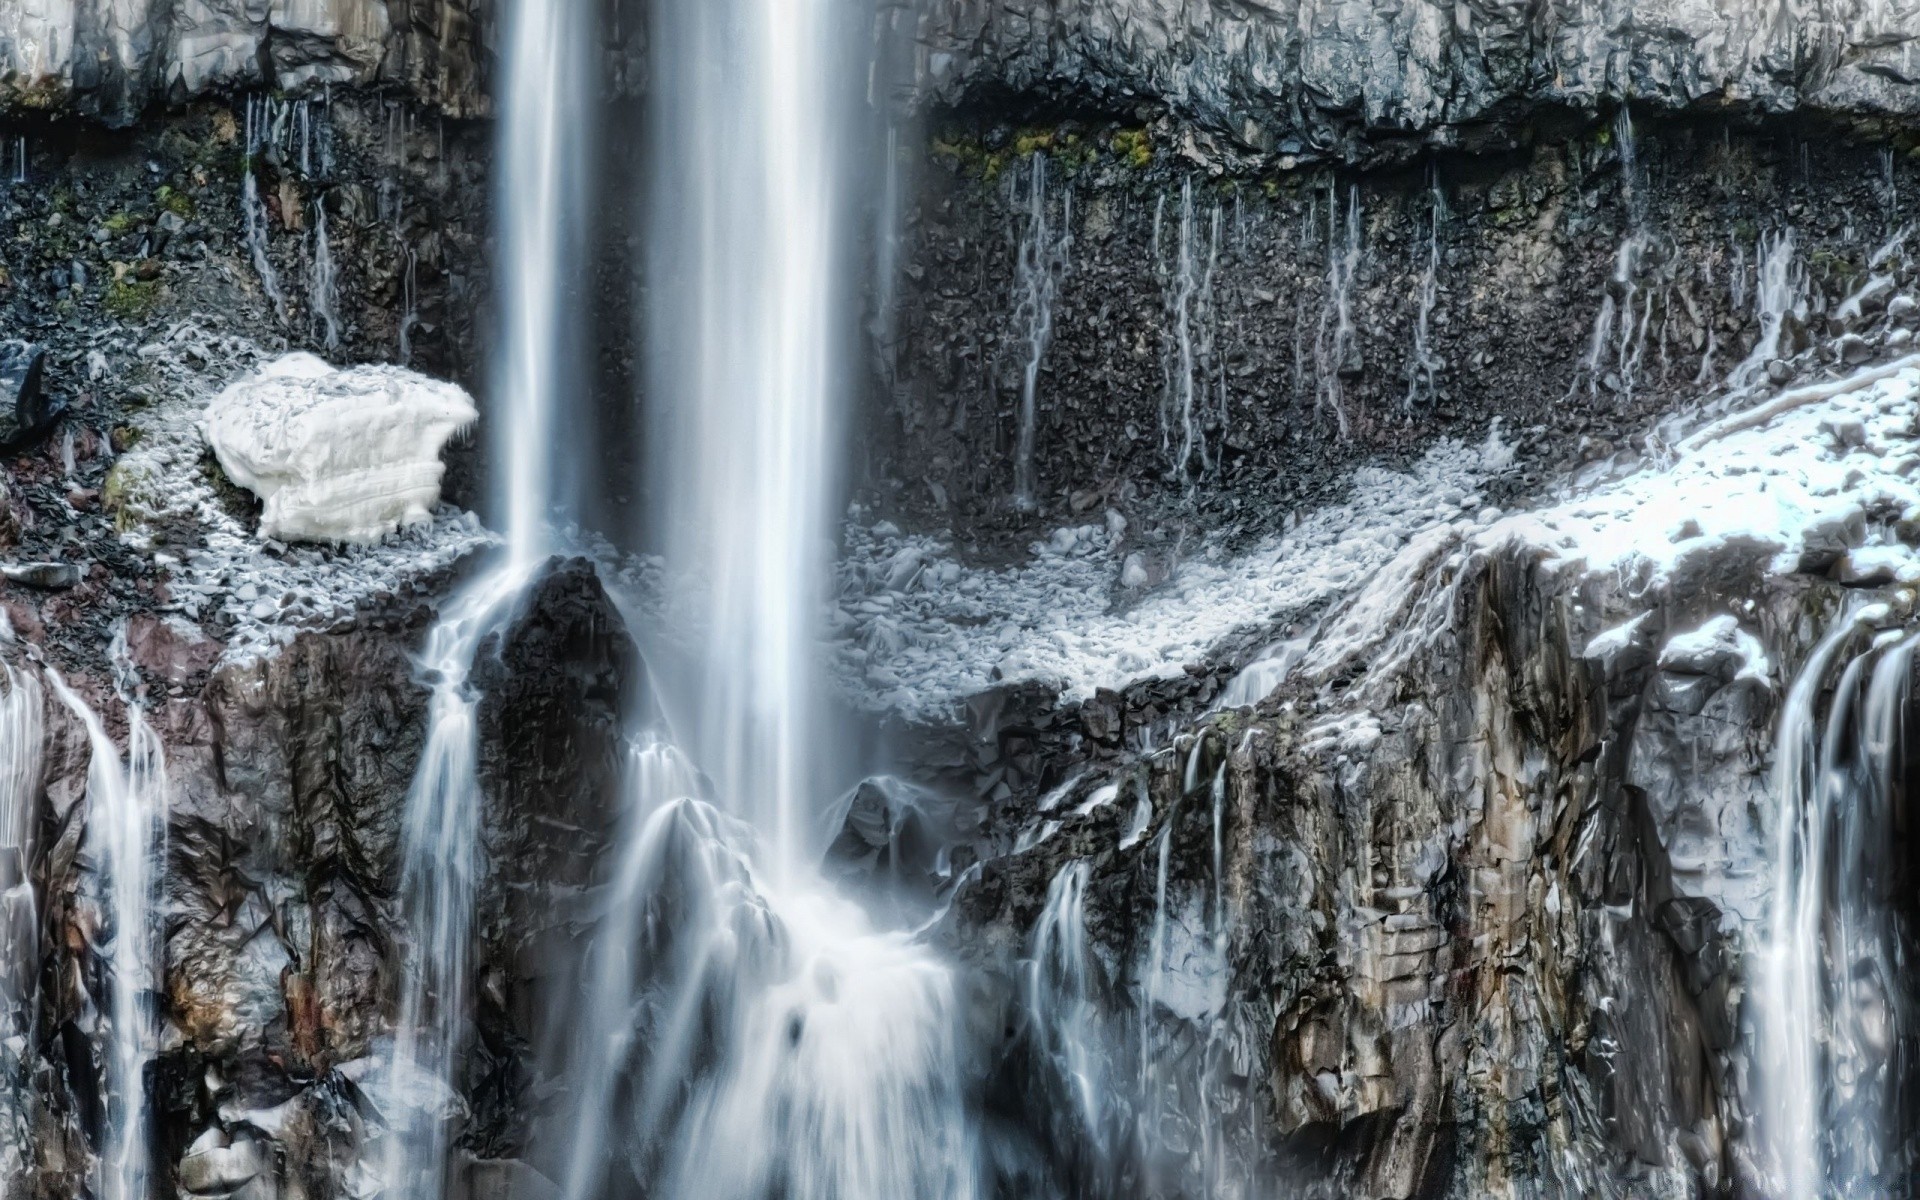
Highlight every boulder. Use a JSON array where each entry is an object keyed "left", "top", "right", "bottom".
[
  {"left": 200, "top": 353, "right": 477, "bottom": 545},
  {"left": 0, "top": 342, "right": 62, "bottom": 451}
]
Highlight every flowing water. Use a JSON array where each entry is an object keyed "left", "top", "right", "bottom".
[
  {"left": 1755, "top": 614, "right": 1913, "bottom": 1196},
  {"left": 1010, "top": 152, "right": 1071, "bottom": 512},
  {"left": 1156, "top": 177, "right": 1226, "bottom": 477},
  {"left": 1315, "top": 184, "right": 1360, "bottom": 439},
  {"left": 1729, "top": 229, "right": 1804, "bottom": 389},
  {"left": 608, "top": 0, "right": 984, "bottom": 1196},
  {"left": 0, "top": 661, "right": 39, "bottom": 1191},
  {"left": 309, "top": 197, "right": 340, "bottom": 352},
  {"left": 375, "top": 0, "right": 595, "bottom": 1187},
  {"left": 44, "top": 668, "right": 165, "bottom": 1200}
]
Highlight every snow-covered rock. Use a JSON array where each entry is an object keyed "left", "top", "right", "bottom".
[{"left": 201, "top": 352, "right": 476, "bottom": 545}]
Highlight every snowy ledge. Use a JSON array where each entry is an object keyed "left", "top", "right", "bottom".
[{"left": 837, "top": 360, "right": 1920, "bottom": 723}]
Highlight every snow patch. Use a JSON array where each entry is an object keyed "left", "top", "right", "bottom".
[{"left": 201, "top": 352, "right": 477, "bottom": 544}]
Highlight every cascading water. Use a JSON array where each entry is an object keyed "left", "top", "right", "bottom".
[
  {"left": 546, "top": 0, "right": 987, "bottom": 1196},
  {"left": 241, "top": 99, "right": 288, "bottom": 325},
  {"left": 1009, "top": 151, "right": 1071, "bottom": 512},
  {"left": 1754, "top": 613, "right": 1915, "bottom": 1196},
  {"left": 44, "top": 666, "right": 166, "bottom": 1200},
  {"left": 1729, "top": 229, "right": 1805, "bottom": 388},
  {"left": 310, "top": 196, "right": 340, "bottom": 351},
  {"left": 1405, "top": 174, "right": 1443, "bottom": 410},
  {"left": 0, "top": 659, "right": 39, "bottom": 1189},
  {"left": 374, "top": 0, "right": 594, "bottom": 1189}
]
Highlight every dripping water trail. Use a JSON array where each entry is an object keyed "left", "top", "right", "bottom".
[
  {"left": 1010, "top": 152, "right": 1071, "bottom": 513},
  {"left": 1314, "top": 183, "right": 1360, "bottom": 439},
  {"left": 0, "top": 659, "right": 39, "bottom": 1190},
  {"left": 1405, "top": 172, "right": 1443, "bottom": 411}
]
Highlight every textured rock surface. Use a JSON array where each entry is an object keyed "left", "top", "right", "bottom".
[
  {"left": 870, "top": 118, "right": 1920, "bottom": 544},
  {"left": 0, "top": 0, "right": 488, "bottom": 122},
  {"left": 905, "top": 0, "right": 1920, "bottom": 153},
  {"left": 0, "top": 554, "right": 633, "bottom": 1199}
]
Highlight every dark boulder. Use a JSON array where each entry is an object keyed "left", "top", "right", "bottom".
[{"left": 0, "top": 342, "right": 61, "bottom": 451}]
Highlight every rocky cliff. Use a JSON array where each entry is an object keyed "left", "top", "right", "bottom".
[{"left": 903, "top": 0, "right": 1920, "bottom": 155}]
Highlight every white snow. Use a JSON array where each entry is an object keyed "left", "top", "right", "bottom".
[
  {"left": 1482, "top": 365, "right": 1920, "bottom": 588},
  {"left": 834, "top": 437, "right": 1506, "bottom": 720},
  {"left": 836, "top": 359, "right": 1920, "bottom": 725},
  {"left": 1658, "top": 615, "right": 1773, "bottom": 687},
  {"left": 201, "top": 352, "right": 477, "bottom": 545}
]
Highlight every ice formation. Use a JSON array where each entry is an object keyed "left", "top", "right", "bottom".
[{"left": 200, "top": 352, "right": 477, "bottom": 544}]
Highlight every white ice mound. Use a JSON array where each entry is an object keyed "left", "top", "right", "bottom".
[{"left": 201, "top": 352, "right": 477, "bottom": 544}]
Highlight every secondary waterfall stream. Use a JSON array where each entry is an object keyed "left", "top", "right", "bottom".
[
  {"left": 45, "top": 661, "right": 165, "bottom": 1200},
  {"left": 1755, "top": 611, "right": 1915, "bottom": 1196},
  {"left": 374, "top": 0, "right": 593, "bottom": 1190}
]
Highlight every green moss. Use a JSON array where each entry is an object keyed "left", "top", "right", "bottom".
[
  {"left": 101, "top": 458, "right": 156, "bottom": 532},
  {"left": 1012, "top": 129, "right": 1056, "bottom": 158},
  {"left": 102, "top": 212, "right": 138, "bottom": 236},
  {"left": 103, "top": 278, "right": 161, "bottom": 320},
  {"left": 198, "top": 449, "right": 261, "bottom": 525},
  {"left": 154, "top": 186, "right": 196, "bottom": 218},
  {"left": 1111, "top": 128, "right": 1152, "bottom": 169}
]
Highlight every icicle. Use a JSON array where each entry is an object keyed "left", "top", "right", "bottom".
[{"left": 1009, "top": 152, "right": 1071, "bottom": 512}]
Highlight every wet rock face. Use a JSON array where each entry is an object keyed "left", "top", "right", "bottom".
[
  {"left": 904, "top": 0, "right": 1920, "bottom": 154},
  {"left": 873, "top": 118, "right": 1916, "bottom": 544},
  {"left": 937, "top": 502, "right": 1881, "bottom": 1196},
  {"left": 1, "top": 556, "right": 639, "bottom": 1198}
]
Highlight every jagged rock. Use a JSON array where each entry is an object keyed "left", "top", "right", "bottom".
[
  {"left": 0, "top": 0, "right": 489, "bottom": 122},
  {"left": 908, "top": 0, "right": 1920, "bottom": 151},
  {"left": 0, "top": 342, "right": 59, "bottom": 451},
  {"left": 0, "top": 562, "right": 80, "bottom": 589}
]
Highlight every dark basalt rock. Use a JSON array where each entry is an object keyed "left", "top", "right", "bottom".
[{"left": 0, "top": 342, "right": 61, "bottom": 452}]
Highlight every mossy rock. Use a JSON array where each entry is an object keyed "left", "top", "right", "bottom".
[{"left": 103, "top": 278, "right": 162, "bottom": 320}]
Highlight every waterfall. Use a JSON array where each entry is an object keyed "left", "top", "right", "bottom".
[
  {"left": 375, "top": 564, "right": 537, "bottom": 1196},
  {"left": 591, "top": 0, "right": 986, "bottom": 1195},
  {"left": 1755, "top": 615, "right": 1914, "bottom": 1196},
  {"left": 0, "top": 660, "right": 39, "bottom": 1191},
  {"left": 374, "top": 0, "right": 595, "bottom": 1189},
  {"left": 1026, "top": 861, "right": 1108, "bottom": 1156},
  {"left": 1314, "top": 184, "right": 1360, "bottom": 439},
  {"left": 1009, "top": 152, "right": 1071, "bottom": 512},
  {"left": 44, "top": 667, "right": 165, "bottom": 1200},
  {"left": 241, "top": 97, "right": 289, "bottom": 324}
]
